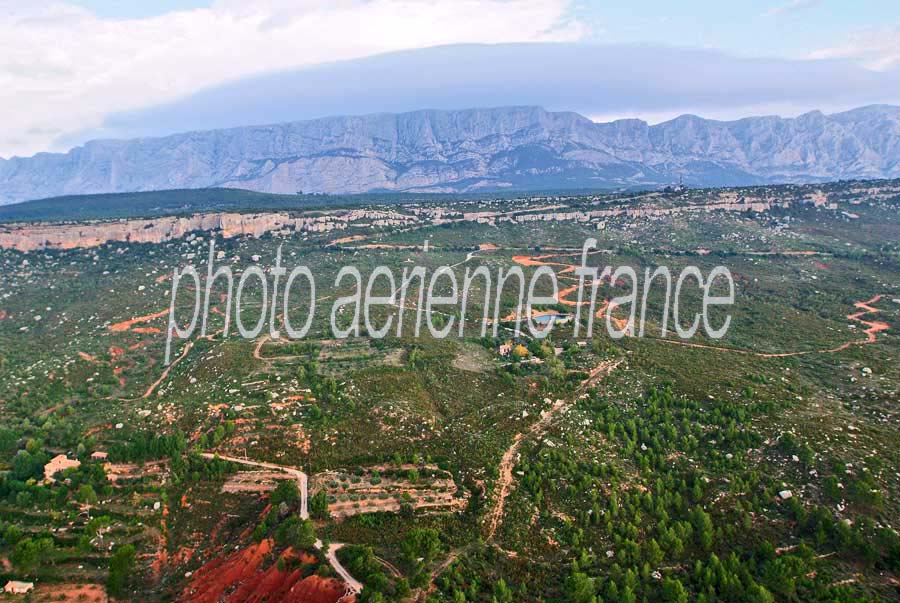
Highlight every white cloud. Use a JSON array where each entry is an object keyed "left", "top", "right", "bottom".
[
  {"left": 761, "top": 0, "right": 820, "bottom": 18},
  {"left": 0, "top": 0, "right": 585, "bottom": 158},
  {"left": 808, "top": 25, "right": 900, "bottom": 71}
]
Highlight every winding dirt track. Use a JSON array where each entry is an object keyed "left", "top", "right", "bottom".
[
  {"left": 484, "top": 359, "right": 621, "bottom": 542},
  {"left": 654, "top": 294, "right": 890, "bottom": 357},
  {"left": 201, "top": 452, "right": 308, "bottom": 519},
  {"left": 511, "top": 251, "right": 892, "bottom": 358},
  {"left": 316, "top": 541, "right": 363, "bottom": 596},
  {"left": 201, "top": 455, "right": 365, "bottom": 597},
  {"left": 109, "top": 309, "right": 171, "bottom": 332},
  {"left": 478, "top": 250, "right": 893, "bottom": 548}
]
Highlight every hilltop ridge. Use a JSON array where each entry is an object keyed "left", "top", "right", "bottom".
[{"left": 1, "top": 105, "right": 899, "bottom": 204}]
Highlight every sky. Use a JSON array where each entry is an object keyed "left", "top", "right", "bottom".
[{"left": 2, "top": 0, "right": 900, "bottom": 159}]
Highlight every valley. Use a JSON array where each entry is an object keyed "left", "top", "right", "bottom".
[{"left": 0, "top": 180, "right": 897, "bottom": 602}]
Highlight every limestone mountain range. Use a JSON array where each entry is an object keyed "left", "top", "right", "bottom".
[{"left": 1, "top": 105, "right": 899, "bottom": 204}]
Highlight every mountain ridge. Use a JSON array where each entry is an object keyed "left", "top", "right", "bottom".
[{"left": 2, "top": 104, "right": 899, "bottom": 204}]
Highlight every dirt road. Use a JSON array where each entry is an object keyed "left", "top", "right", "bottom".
[
  {"left": 316, "top": 540, "right": 363, "bottom": 594},
  {"left": 201, "top": 453, "right": 308, "bottom": 519},
  {"left": 512, "top": 250, "right": 892, "bottom": 358},
  {"left": 483, "top": 359, "right": 621, "bottom": 541},
  {"left": 656, "top": 294, "right": 891, "bottom": 358}
]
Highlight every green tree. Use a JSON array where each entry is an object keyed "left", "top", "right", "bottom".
[
  {"left": 77, "top": 484, "right": 98, "bottom": 505},
  {"left": 275, "top": 516, "right": 316, "bottom": 549},
  {"left": 107, "top": 544, "right": 136, "bottom": 598},
  {"left": 565, "top": 572, "right": 596, "bottom": 603},
  {"left": 11, "top": 537, "right": 56, "bottom": 572},
  {"left": 691, "top": 507, "right": 714, "bottom": 551},
  {"left": 3, "top": 524, "right": 23, "bottom": 546},
  {"left": 251, "top": 523, "right": 267, "bottom": 543},
  {"left": 646, "top": 538, "right": 664, "bottom": 565},
  {"left": 661, "top": 577, "right": 689, "bottom": 603},
  {"left": 271, "top": 480, "right": 300, "bottom": 506},
  {"left": 493, "top": 578, "right": 513, "bottom": 603},
  {"left": 310, "top": 490, "right": 330, "bottom": 520},
  {"left": 400, "top": 528, "right": 441, "bottom": 565}
]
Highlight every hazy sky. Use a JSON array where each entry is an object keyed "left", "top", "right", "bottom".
[{"left": 3, "top": 0, "right": 900, "bottom": 158}]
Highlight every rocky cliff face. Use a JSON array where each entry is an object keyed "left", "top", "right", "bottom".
[
  {"left": 0, "top": 212, "right": 346, "bottom": 252},
  {"left": 1, "top": 105, "right": 899, "bottom": 204}
]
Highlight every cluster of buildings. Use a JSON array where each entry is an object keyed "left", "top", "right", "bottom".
[
  {"left": 42, "top": 450, "right": 107, "bottom": 481},
  {"left": 3, "top": 453, "right": 113, "bottom": 595}
]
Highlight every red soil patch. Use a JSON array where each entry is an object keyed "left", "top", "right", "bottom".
[
  {"left": 287, "top": 575, "right": 350, "bottom": 603},
  {"left": 593, "top": 300, "right": 629, "bottom": 331},
  {"left": 512, "top": 253, "right": 553, "bottom": 267},
  {"left": 330, "top": 234, "right": 367, "bottom": 245},
  {"left": 150, "top": 499, "right": 171, "bottom": 582},
  {"left": 208, "top": 515, "right": 228, "bottom": 544},
  {"left": 180, "top": 541, "right": 349, "bottom": 603},
  {"left": 151, "top": 535, "right": 168, "bottom": 582},
  {"left": 849, "top": 295, "right": 890, "bottom": 344},
  {"left": 0, "top": 309, "right": 6, "bottom": 320},
  {"left": 32, "top": 583, "right": 107, "bottom": 603},
  {"left": 173, "top": 544, "right": 197, "bottom": 565},
  {"left": 85, "top": 423, "right": 112, "bottom": 437},
  {"left": 78, "top": 351, "right": 97, "bottom": 362},
  {"left": 281, "top": 395, "right": 308, "bottom": 402},
  {"left": 109, "top": 309, "right": 169, "bottom": 332},
  {"left": 491, "top": 257, "right": 626, "bottom": 330},
  {"left": 132, "top": 326, "right": 163, "bottom": 334},
  {"left": 238, "top": 504, "right": 272, "bottom": 541},
  {"left": 556, "top": 284, "right": 580, "bottom": 305},
  {"left": 512, "top": 254, "right": 576, "bottom": 274},
  {"left": 511, "top": 251, "right": 611, "bottom": 307}
]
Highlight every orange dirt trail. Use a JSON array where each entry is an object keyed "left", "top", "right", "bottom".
[
  {"left": 511, "top": 251, "right": 891, "bottom": 358},
  {"left": 484, "top": 359, "right": 621, "bottom": 542},
  {"left": 109, "top": 309, "right": 170, "bottom": 332},
  {"left": 658, "top": 294, "right": 890, "bottom": 358}
]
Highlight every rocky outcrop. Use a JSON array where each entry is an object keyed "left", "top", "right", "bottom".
[
  {"left": 0, "top": 185, "right": 854, "bottom": 252},
  {"left": 0, "top": 212, "right": 346, "bottom": 252},
  {"left": 1, "top": 105, "right": 899, "bottom": 204},
  {"left": 180, "top": 540, "right": 348, "bottom": 603}
]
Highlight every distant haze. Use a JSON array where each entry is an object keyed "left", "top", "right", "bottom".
[{"left": 55, "top": 43, "right": 900, "bottom": 151}]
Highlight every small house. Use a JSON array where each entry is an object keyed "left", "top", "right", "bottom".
[
  {"left": 44, "top": 454, "right": 81, "bottom": 481},
  {"left": 4, "top": 581, "right": 35, "bottom": 594}
]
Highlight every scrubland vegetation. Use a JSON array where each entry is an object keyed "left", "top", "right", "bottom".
[{"left": 0, "top": 181, "right": 897, "bottom": 601}]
